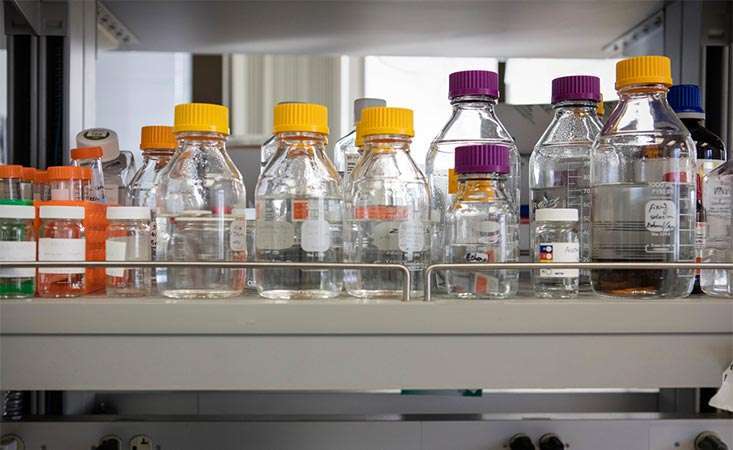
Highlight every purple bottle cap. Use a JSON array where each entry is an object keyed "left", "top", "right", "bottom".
[
  {"left": 551, "top": 75, "right": 601, "bottom": 104},
  {"left": 454, "top": 144, "right": 509, "bottom": 174},
  {"left": 449, "top": 70, "right": 499, "bottom": 99}
]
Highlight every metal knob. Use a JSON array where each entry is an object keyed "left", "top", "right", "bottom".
[
  {"left": 696, "top": 432, "right": 729, "bottom": 450},
  {"left": 539, "top": 433, "right": 565, "bottom": 450},
  {"left": 509, "top": 433, "right": 536, "bottom": 450},
  {"left": 0, "top": 435, "right": 25, "bottom": 450}
]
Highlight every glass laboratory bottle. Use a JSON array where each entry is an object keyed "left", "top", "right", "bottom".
[
  {"left": 106, "top": 206, "right": 152, "bottom": 297},
  {"left": 71, "top": 146, "right": 106, "bottom": 202},
  {"left": 76, "top": 128, "right": 136, "bottom": 205},
  {"left": 20, "top": 168, "right": 34, "bottom": 201},
  {"left": 37, "top": 205, "right": 86, "bottom": 298},
  {"left": 529, "top": 75, "right": 602, "bottom": 290},
  {"left": 48, "top": 166, "right": 84, "bottom": 201},
  {"left": 445, "top": 144, "right": 518, "bottom": 299},
  {"left": 426, "top": 70, "right": 520, "bottom": 270},
  {"left": 346, "top": 107, "right": 430, "bottom": 298},
  {"left": 532, "top": 208, "right": 580, "bottom": 299},
  {"left": 0, "top": 165, "right": 22, "bottom": 200},
  {"left": 127, "top": 126, "right": 177, "bottom": 208},
  {"left": 255, "top": 103, "right": 343, "bottom": 299},
  {"left": 33, "top": 170, "right": 49, "bottom": 201},
  {"left": 333, "top": 98, "right": 386, "bottom": 182},
  {"left": 668, "top": 84, "right": 727, "bottom": 294},
  {"left": 701, "top": 160, "right": 733, "bottom": 296},
  {"left": 0, "top": 204, "right": 37, "bottom": 299},
  {"left": 590, "top": 55, "right": 696, "bottom": 298},
  {"left": 154, "top": 103, "right": 246, "bottom": 299}
]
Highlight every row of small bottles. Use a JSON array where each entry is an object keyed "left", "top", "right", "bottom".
[{"left": 0, "top": 54, "right": 730, "bottom": 301}]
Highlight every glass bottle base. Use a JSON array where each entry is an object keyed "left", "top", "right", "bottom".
[
  {"left": 258, "top": 289, "right": 340, "bottom": 300},
  {"left": 160, "top": 289, "right": 243, "bottom": 299}
]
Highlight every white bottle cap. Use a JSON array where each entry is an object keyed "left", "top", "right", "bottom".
[
  {"left": 107, "top": 206, "right": 151, "bottom": 220},
  {"left": 76, "top": 128, "right": 121, "bottom": 162},
  {"left": 40, "top": 205, "right": 85, "bottom": 220},
  {"left": 354, "top": 98, "right": 387, "bottom": 123},
  {"left": 0, "top": 205, "right": 36, "bottom": 219},
  {"left": 535, "top": 208, "right": 578, "bottom": 222}
]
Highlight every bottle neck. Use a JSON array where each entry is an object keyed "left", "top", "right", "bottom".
[
  {"left": 456, "top": 172, "right": 508, "bottom": 199},
  {"left": 553, "top": 99, "right": 598, "bottom": 113},
  {"left": 617, "top": 83, "right": 669, "bottom": 98},
  {"left": 276, "top": 131, "right": 328, "bottom": 158},
  {"left": 176, "top": 131, "right": 228, "bottom": 149},
  {"left": 142, "top": 148, "right": 175, "bottom": 163},
  {"left": 450, "top": 95, "right": 498, "bottom": 109},
  {"left": 364, "top": 134, "right": 412, "bottom": 153}
]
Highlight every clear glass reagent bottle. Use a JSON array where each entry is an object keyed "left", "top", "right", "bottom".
[
  {"left": 106, "top": 206, "right": 153, "bottom": 297},
  {"left": 532, "top": 208, "right": 580, "bottom": 299}
]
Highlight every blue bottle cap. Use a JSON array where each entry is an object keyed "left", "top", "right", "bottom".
[{"left": 668, "top": 84, "right": 704, "bottom": 114}]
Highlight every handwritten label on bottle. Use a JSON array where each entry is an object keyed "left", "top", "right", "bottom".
[
  {"left": 645, "top": 200, "right": 676, "bottom": 234},
  {"left": 300, "top": 219, "right": 331, "bottom": 253},
  {"left": 0, "top": 241, "right": 36, "bottom": 278},
  {"left": 539, "top": 242, "right": 579, "bottom": 278},
  {"left": 39, "top": 238, "right": 86, "bottom": 274},
  {"left": 105, "top": 239, "right": 128, "bottom": 277},
  {"left": 230, "top": 218, "right": 246, "bottom": 252}
]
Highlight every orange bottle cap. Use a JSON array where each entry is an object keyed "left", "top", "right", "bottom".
[
  {"left": 48, "top": 166, "right": 82, "bottom": 180},
  {"left": 0, "top": 165, "right": 23, "bottom": 179},
  {"left": 34, "top": 170, "right": 49, "bottom": 183},
  {"left": 80, "top": 166, "right": 92, "bottom": 180},
  {"left": 22, "top": 167, "right": 35, "bottom": 181},
  {"left": 140, "top": 125, "right": 176, "bottom": 150},
  {"left": 70, "top": 146, "right": 103, "bottom": 160}
]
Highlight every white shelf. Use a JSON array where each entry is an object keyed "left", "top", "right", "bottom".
[{"left": 1, "top": 295, "right": 731, "bottom": 391}]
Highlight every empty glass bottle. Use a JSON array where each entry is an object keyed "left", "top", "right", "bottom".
[
  {"left": 346, "top": 107, "right": 429, "bottom": 298},
  {"left": 76, "top": 128, "right": 136, "bottom": 205},
  {"left": 70, "top": 146, "right": 106, "bottom": 203},
  {"left": 426, "top": 70, "right": 520, "bottom": 273},
  {"left": 154, "top": 103, "right": 246, "bottom": 299},
  {"left": 255, "top": 102, "right": 343, "bottom": 299},
  {"left": 530, "top": 75, "right": 602, "bottom": 289},
  {"left": 0, "top": 165, "right": 23, "bottom": 200},
  {"left": 333, "top": 98, "right": 386, "bottom": 183},
  {"left": 701, "top": 160, "right": 733, "bottom": 297},
  {"left": 106, "top": 206, "right": 152, "bottom": 297},
  {"left": 533, "top": 208, "right": 580, "bottom": 299},
  {"left": 590, "top": 56, "right": 696, "bottom": 298},
  {"left": 445, "top": 144, "right": 518, "bottom": 299},
  {"left": 668, "top": 84, "right": 727, "bottom": 294}
]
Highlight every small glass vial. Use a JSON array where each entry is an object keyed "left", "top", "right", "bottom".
[
  {"left": 20, "top": 167, "right": 34, "bottom": 202},
  {"left": 71, "top": 146, "right": 106, "bottom": 202},
  {"left": 346, "top": 107, "right": 429, "bottom": 298},
  {"left": 48, "top": 166, "right": 84, "bottom": 201},
  {"left": 37, "top": 205, "right": 86, "bottom": 298},
  {"left": 0, "top": 204, "right": 37, "bottom": 299},
  {"left": 0, "top": 165, "right": 23, "bottom": 200},
  {"left": 255, "top": 102, "right": 343, "bottom": 299},
  {"left": 533, "top": 208, "right": 580, "bottom": 299},
  {"left": 33, "top": 170, "right": 50, "bottom": 201},
  {"left": 445, "top": 144, "right": 519, "bottom": 299},
  {"left": 106, "top": 206, "right": 152, "bottom": 297}
]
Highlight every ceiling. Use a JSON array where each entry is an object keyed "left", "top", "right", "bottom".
[{"left": 103, "top": 0, "right": 664, "bottom": 57}]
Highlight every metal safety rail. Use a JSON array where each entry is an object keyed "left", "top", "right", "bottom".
[{"left": 2, "top": 261, "right": 733, "bottom": 302}]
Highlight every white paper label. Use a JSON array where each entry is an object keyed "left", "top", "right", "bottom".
[
  {"left": 645, "top": 200, "right": 676, "bottom": 234},
  {"left": 105, "top": 184, "right": 119, "bottom": 205},
  {"left": 709, "top": 361, "right": 733, "bottom": 412},
  {"left": 539, "top": 242, "right": 579, "bottom": 278},
  {"left": 0, "top": 241, "right": 36, "bottom": 277},
  {"left": 345, "top": 153, "right": 361, "bottom": 173},
  {"left": 105, "top": 239, "right": 128, "bottom": 277},
  {"left": 230, "top": 218, "right": 246, "bottom": 252},
  {"left": 300, "top": 219, "right": 331, "bottom": 253},
  {"left": 398, "top": 221, "right": 425, "bottom": 253},
  {"left": 475, "top": 221, "right": 501, "bottom": 244},
  {"left": 38, "top": 238, "right": 85, "bottom": 274},
  {"left": 704, "top": 178, "right": 731, "bottom": 217},
  {"left": 374, "top": 222, "right": 400, "bottom": 251},
  {"left": 255, "top": 221, "right": 295, "bottom": 250}
]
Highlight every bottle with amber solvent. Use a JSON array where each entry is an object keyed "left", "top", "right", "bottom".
[
  {"left": 590, "top": 56, "right": 696, "bottom": 298},
  {"left": 445, "top": 144, "right": 518, "bottom": 299},
  {"left": 255, "top": 103, "right": 343, "bottom": 299},
  {"left": 154, "top": 103, "right": 246, "bottom": 299},
  {"left": 37, "top": 205, "right": 86, "bottom": 298},
  {"left": 346, "top": 107, "right": 429, "bottom": 298}
]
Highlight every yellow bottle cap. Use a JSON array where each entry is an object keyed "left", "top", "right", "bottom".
[
  {"left": 273, "top": 103, "right": 329, "bottom": 135},
  {"left": 140, "top": 125, "right": 176, "bottom": 150},
  {"left": 174, "top": 103, "right": 230, "bottom": 135},
  {"left": 355, "top": 122, "right": 364, "bottom": 147},
  {"left": 615, "top": 55, "right": 672, "bottom": 89},
  {"left": 359, "top": 107, "right": 414, "bottom": 138}
]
